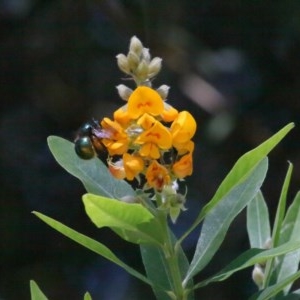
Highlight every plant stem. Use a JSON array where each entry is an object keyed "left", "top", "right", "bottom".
[{"left": 158, "top": 210, "right": 186, "bottom": 300}]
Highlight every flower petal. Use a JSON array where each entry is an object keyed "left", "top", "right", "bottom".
[
  {"left": 170, "top": 111, "right": 197, "bottom": 144},
  {"left": 127, "top": 86, "right": 164, "bottom": 119},
  {"left": 123, "top": 153, "right": 144, "bottom": 180},
  {"left": 135, "top": 121, "right": 172, "bottom": 150},
  {"left": 172, "top": 153, "right": 193, "bottom": 178},
  {"left": 146, "top": 160, "right": 171, "bottom": 191}
]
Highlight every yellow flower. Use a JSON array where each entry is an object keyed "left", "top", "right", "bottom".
[
  {"left": 161, "top": 102, "right": 178, "bottom": 122},
  {"left": 146, "top": 160, "right": 171, "bottom": 191},
  {"left": 172, "top": 153, "right": 193, "bottom": 178},
  {"left": 137, "top": 113, "right": 156, "bottom": 130},
  {"left": 123, "top": 153, "right": 144, "bottom": 181},
  {"left": 127, "top": 86, "right": 164, "bottom": 119},
  {"left": 100, "top": 118, "right": 129, "bottom": 156},
  {"left": 170, "top": 111, "right": 196, "bottom": 146},
  {"left": 135, "top": 121, "right": 172, "bottom": 159},
  {"left": 114, "top": 104, "right": 131, "bottom": 127},
  {"left": 173, "top": 140, "right": 195, "bottom": 155}
]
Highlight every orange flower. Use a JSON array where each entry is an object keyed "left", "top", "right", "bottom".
[
  {"left": 146, "top": 160, "right": 171, "bottom": 191},
  {"left": 170, "top": 111, "right": 196, "bottom": 146},
  {"left": 137, "top": 113, "right": 156, "bottom": 130},
  {"left": 127, "top": 86, "right": 164, "bottom": 119},
  {"left": 101, "top": 118, "right": 129, "bottom": 156},
  {"left": 161, "top": 102, "right": 178, "bottom": 122},
  {"left": 135, "top": 121, "right": 172, "bottom": 159},
  {"left": 123, "top": 153, "right": 144, "bottom": 180},
  {"left": 108, "top": 159, "right": 126, "bottom": 180},
  {"left": 172, "top": 153, "right": 193, "bottom": 178},
  {"left": 114, "top": 104, "right": 131, "bottom": 127},
  {"left": 173, "top": 140, "right": 195, "bottom": 155}
]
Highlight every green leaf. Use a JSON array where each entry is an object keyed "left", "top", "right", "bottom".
[
  {"left": 82, "top": 194, "right": 164, "bottom": 245},
  {"left": 247, "top": 191, "right": 271, "bottom": 248},
  {"left": 272, "top": 163, "right": 293, "bottom": 247},
  {"left": 252, "top": 270, "right": 300, "bottom": 300},
  {"left": 264, "top": 163, "right": 293, "bottom": 288},
  {"left": 47, "top": 136, "right": 135, "bottom": 198},
  {"left": 177, "top": 123, "right": 294, "bottom": 247},
  {"left": 32, "top": 211, "right": 153, "bottom": 288},
  {"left": 183, "top": 157, "right": 268, "bottom": 285},
  {"left": 275, "top": 192, "right": 300, "bottom": 294},
  {"left": 193, "top": 240, "right": 300, "bottom": 290},
  {"left": 30, "top": 280, "right": 48, "bottom": 300},
  {"left": 83, "top": 292, "right": 92, "bottom": 300},
  {"left": 275, "top": 289, "right": 300, "bottom": 300},
  {"left": 140, "top": 245, "right": 174, "bottom": 300}
]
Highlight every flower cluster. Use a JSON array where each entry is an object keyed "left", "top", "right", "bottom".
[
  {"left": 77, "top": 36, "right": 196, "bottom": 221},
  {"left": 105, "top": 86, "right": 196, "bottom": 189},
  {"left": 100, "top": 37, "right": 196, "bottom": 221}
]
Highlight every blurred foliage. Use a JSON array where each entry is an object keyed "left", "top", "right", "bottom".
[{"left": 1, "top": 0, "right": 300, "bottom": 299}]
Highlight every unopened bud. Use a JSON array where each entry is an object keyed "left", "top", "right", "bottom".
[
  {"left": 148, "top": 57, "right": 162, "bottom": 78},
  {"left": 127, "top": 51, "right": 140, "bottom": 72},
  {"left": 156, "top": 85, "right": 170, "bottom": 100},
  {"left": 116, "top": 54, "right": 130, "bottom": 74},
  {"left": 141, "top": 48, "right": 151, "bottom": 63},
  {"left": 116, "top": 84, "right": 133, "bottom": 101},
  {"left": 129, "top": 36, "right": 143, "bottom": 57},
  {"left": 135, "top": 60, "right": 149, "bottom": 81},
  {"left": 120, "top": 195, "right": 138, "bottom": 203},
  {"left": 252, "top": 265, "right": 264, "bottom": 289},
  {"left": 263, "top": 238, "right": 272, "bottom": 249}
]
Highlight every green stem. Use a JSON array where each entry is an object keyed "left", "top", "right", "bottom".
[{"left": 158, "top": 210, "right": 186, "bottom": 300}]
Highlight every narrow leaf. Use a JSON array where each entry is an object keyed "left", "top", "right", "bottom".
[
  {"left": 275, "top": 192, "right": 300, "bottom": 294},
  {"left": 33, "top": 211, "right": 153, "bottom": 287},
  {"left": 177, "top": 123, "right": 294, "bottom": 246},
  {"left": 247, "top": 191, "right": 271, "bottom": 248},
  {"left": 275, "top": 291, "right": 300, "bottom": 300},
  {"left": 47, "top": 136, "right": 135, "bottom": 199},
  {"left": 83, "top": 292, "right": 92, "bottom": 300},
  {"left": 82, "top": 194, "right": 163, "bottom": 245},
  {"left": 264, "top": 163, "right": 293, "bottom": 288},
  {"left": 30, "top": 280, "right": 48, "bottom": 300},
  {"left": 272, "top": 162, "right": 293, "bottom": 247},
  {"left": 194, "top": 240, "right": 300, "bottom": 290},
  {"left": 255, "top": 270, "right": 300, "bottom": 300},
  {"left": 184, "top": 157, "right": 268, "bottom": 285}
]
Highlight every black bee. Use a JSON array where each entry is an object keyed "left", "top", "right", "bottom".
[{"left": 74, "top": 119, "right": 108, "bottom": 160}]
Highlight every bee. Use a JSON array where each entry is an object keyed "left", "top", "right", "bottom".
[{"left": 74, "top": 119, "right": 108, "bottom": 160}]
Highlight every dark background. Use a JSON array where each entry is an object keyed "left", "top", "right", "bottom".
[{"left": 1, "top": 1, "right": 300, "bottom": 299}]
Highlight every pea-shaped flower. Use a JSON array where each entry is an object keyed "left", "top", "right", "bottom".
[
  {"left": 127, "top": 86, "right": 164, "bottom": 119},
  {"left": 134, "top": 120, "right": 172, "bottom": 159},
  {"left": 170, "top": 111, "right": 196, "bottom": 153},
  {"left": 100, "top": 118, "right": 129, "bottom": 156}
]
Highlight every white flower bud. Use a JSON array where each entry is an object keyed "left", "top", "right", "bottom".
[
  {"left": 148, "top": 57, "right": 162, "bottom": 78},
  {"left": 129, "top": 36, "right": 143, "bottom": 57},
  {"left": 263, "top": 237, "right": 272, "bottom": 249},
  {"left": 135, "top": 60, "right": 149, "bottom": 81},
  {"left": 116, "top": 54, "right": 130, "bottom": 74},
  {"left": 156, "top": 85, "right": 170, "bottom": 99},
  {"left": 252, "top": 265, "right": 264, "bottom": 289},
  {"left": 141, "top": 48, "right": 151, "bottom": 63},
  {"left": 120, "top": 195, "right": 138, "bottom": 203},
  {"left": 127, "top": 51, "right": 140, "bottom": 72},
  {"left": 116, "top": 84, "right": 133, "bottom": 101}
]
